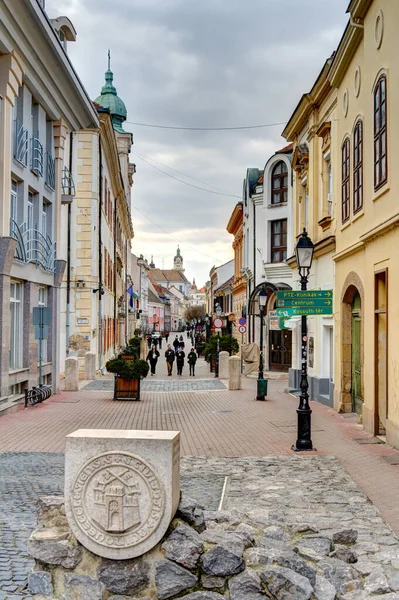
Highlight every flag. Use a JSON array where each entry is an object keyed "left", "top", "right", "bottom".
[{"left": 127, "top": 285, "right": 134, "bottom": 308}]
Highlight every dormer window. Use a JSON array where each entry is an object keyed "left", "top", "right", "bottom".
[{"left": 271, "top": 161, "right": 288, "bottom": 204}]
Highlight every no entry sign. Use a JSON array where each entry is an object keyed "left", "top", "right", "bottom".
[{"left": 238, "top": 325, "right": 246, "bottom": 334}]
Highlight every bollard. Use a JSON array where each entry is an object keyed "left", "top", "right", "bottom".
[
  {"left": 218, "top": 351, "right": 229, "bottom": 379},
  {"left": 65, "top": 357, "right": 79, "bottom": 391},
  {"left": 85, "top": 352, "right": 96, "bottom": 380},
  {"left": 228, "top": 355, "right": 242, "bottom": 390}
]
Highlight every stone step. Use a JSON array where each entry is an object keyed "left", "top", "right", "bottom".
[{"left": 0, "top": 394, "right": 24, "bottom": 416}]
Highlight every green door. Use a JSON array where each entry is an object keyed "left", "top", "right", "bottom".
[{"left": 351, "top": 293, "right": 362, "bottom": 414}]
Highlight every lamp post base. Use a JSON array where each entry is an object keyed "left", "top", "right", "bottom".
[{"left": 291, "top": 444, "right": 317, "bottom": 452}]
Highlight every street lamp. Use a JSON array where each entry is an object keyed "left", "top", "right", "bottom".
[
  {"left": 214, "top": 303, "right": 222, "bottom": 378},
  {"left": 256, "top": 288, "right": 268, "bottom": 400},
  {"left": 205, "top": 314, "right": 210, "bottom": 341},
  {"left": 293, "top": 228, "right": 315, "bottom": 452}
]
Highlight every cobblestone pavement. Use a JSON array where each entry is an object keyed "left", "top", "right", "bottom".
[
  {"left": 82, "top": 378, "right": 226, "bottom": 392},
  {"left": 0, "top": 453, "right": 225, "bottom": 597}
]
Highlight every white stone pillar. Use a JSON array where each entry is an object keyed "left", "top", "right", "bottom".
[
  {"left": 85, "top": 352, "right": 96, "bottom": 380},
  {"left": 65, "top": 357, "right": 79, "bottom": 391},
  {"left": 219, "top": 351, "right": 229, "bottom": 379},
  {"left": 229, "top": 355, "right": 242, "bottom": 390}
]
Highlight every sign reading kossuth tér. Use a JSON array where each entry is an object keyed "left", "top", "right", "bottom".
[{"left": 65, "top": 429, "right": 180, "bottom": 560}]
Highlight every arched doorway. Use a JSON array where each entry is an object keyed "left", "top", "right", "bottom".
[
  {"left": 341, "top": 273, "right": 364, "bottom": 415},
  {"left": 351, "top": 292, "right": 362, "bottom": 414}
]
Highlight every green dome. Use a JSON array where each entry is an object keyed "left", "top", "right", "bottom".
[{"left": 95, "top": 52, "right": 127, "bottom": 133}]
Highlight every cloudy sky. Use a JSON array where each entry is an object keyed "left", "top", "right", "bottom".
[{"left": 48, "top": 0, "right": 348, "bottom": 286}]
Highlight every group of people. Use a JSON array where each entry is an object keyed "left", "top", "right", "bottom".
[{"left": 146, "top": 333, "right": 197, "bottom": 377}]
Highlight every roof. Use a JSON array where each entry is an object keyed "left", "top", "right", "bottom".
[
  {"left": 148, "top": 289, "right": 163, "bottom": 305},
  {"left": 94, "top": 52, "right": 127, "bottom": 134},
  {"left": 215, "top": 275, "right": 234, "bottom": 294},
  {"left": 149, "top": 269, "right": 189, "bottom": 284},
  {"left": 276, "top": 143, "right": 294, "bottom": 154}
]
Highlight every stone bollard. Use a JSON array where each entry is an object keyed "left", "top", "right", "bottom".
[
  {"left": 229, "top": 355, "right": 242, "bottom": 390},
  {"left": 65, "top": 357, "right": 79, "bottom": 391},
  {"left": 219, "top": 351, "right": 229, "bottom": 379},
  {"left": 84, "top": 352, "right": 96, "bottom": 380}
]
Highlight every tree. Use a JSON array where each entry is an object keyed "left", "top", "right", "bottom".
[{"left": 185, "top": 305, "right": 203, "bottom": 322}]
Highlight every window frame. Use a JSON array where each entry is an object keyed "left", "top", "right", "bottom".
[
  {"left": 271, "top": 160, "right": 288, "bottom": 205},
  {"left": 270, "top": 219, "right": 287, "bottom": 263},
  {"left": 341, "top": 138, "right": 350, "bottom": 223},
  {"left": 353, "top": 120, "right": 363, "bottom": 213},
  {"left": 374, "top": 75, "right": 387, "bottom": 190},
  {"left": 10, "top": 281, "right": 23, "bottom": 370}
]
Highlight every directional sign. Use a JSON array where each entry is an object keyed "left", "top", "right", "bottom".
[
  {"left": 238, "top": 325, "right": 246, "bottom": 334},
  {"left": 239, "top": 317, "right": 246, "bottom": 326},
  {"left": 276, "top": 298, "right": 332, "bottom": 308},
  {"left": 276, "top": 306, "right": 333, "bottom": 317},
  {"left": 276, "top": 290, "right": 332, "bottom": 300}
]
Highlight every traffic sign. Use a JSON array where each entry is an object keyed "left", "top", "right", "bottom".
[
  {"left": 276, "top": 298, "right": 332, "bottom": 308},
  {"left": 213, "top": 317, "right": 223, "bottom": 329},
  {"left": 238, "top": 325, "right": 246, "bottom": 334},
  {"left": 239, "top": 317, "right": 246, "bottom": 325},
  {"left": 275, "top": 306, "right": 333, "bottom": 317},
  {"left": 277, "top": 290, "right": 332, "bottom": 300}
]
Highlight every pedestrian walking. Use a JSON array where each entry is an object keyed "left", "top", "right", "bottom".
[
  {"left": 179, "top": 339, "right": 185, "bottom": 350},
  {"left": 187, "top": 330, "right": 190, "bottom": 339},
  {"left": 176, "top": 349, "right": 185, "bottom": 376},
  {"left": 165, "top": 344, "right": 175, "bottom": 376},
  {"left": 165, "top": 332, "right": 169, "bottom": 343},
  {"left": 147, "top": 334, "right": 152, "bottom": 349},
  {"left": 188, "top": 348, "right": 197, "bottom": 376},
  {"left": 173, "top": 336, "right": 179, "bottom": 354},
  {"left": 146, "top": 345, "right": 160, "bottom": 376},
  {"left": 159, "top": 335, "right": 162, "bottom": 350}
]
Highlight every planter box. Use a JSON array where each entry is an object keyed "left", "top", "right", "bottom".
[
  {"left": 113, "top": 375, "right": 140, "bottom": 401},
  {"left": 121, "top": 354, "right": 135, "bottom": 361}
]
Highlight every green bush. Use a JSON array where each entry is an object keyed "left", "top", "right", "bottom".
[
  {"left": 126, "top": 336, "right": 141, "bottom": 356},
  {"left": 105, "top": 356, "right": 149, "bottom": 380},
  {"left": 204, "top": 334, "right": 239, "bottom": 362}
]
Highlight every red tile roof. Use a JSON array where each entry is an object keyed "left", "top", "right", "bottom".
[{"left": 276, "top": 143, "right": 294, "bottom": 154}]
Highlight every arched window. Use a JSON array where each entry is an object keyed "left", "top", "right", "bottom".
[
  {"left": 271, "top": 161, "right": 288, "bottom": 205},
  {"left": 341, "top": 138, "right": 350, "bottom": 223},
  {"left": 374, "top": 75, "right": 387, "bottom": 189},
  {"left": 353, "top": 120, "right": 363, "bottom": 213}
]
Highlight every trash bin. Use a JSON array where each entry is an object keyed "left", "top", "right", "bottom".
[{"left": 256, "top": 378, "right": 268, "bottom": 400}]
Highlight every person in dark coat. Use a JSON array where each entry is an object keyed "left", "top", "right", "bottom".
[
  {"left": 173, "top": 336, "right": 179, "bottom": 354},
  {"left": 187, "top": 348, "right": 197, "bottom": 376},
  {"left": 179, "top": 339, "right": 185, "bottom": 350},
  {"left": 146, "top": 345, "right": 160, "bottom": 376},
  {"left": 147, "top": 334, "right": 152, "bottom": 349},
  {"left": 165, "top": 344, "right": 175, "bottom": 376},
  {"left": 165, "top": 332, "right": 169, "bottom": 343},
  {"left": 176, "top": 349, "right": 185, "bottom": 376}
]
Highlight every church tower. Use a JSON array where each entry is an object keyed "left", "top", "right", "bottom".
[{"left": 173, "top": 246, "right": 184, "bottom": 271}]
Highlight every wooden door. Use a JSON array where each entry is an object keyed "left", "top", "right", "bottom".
[
  {"left": 269, "top": 330, "right": 292, "bottom": 371},
  {"left": 351, "top": 293, "right": 362, "bottom": 414}
]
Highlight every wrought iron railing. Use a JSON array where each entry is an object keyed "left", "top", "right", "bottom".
[
  {"left": 10, "top": 219, "right": 56, "bottom": 272},
  {"left": 61, "top": 166, "right": 76, "bottom": 196},
  {"left": 13, "top": 120, "right": 29, "bottom": 167},
  {"left": 45, "top": 152, "right": 56, "bottom": 190},
  {"left": 31, "top": 136, "right": 44, "bottom": 177}
]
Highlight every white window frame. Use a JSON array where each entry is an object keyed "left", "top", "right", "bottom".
[
  {"left": 28, "top": 191, "right": 34, "bottom": 230},
  {"left": 38, "top": 287, "right": 48, "bottom": 362},
  {"left": 10, "top": 180, "right": 18, "bottom": 233},
  {"left": 10, "top": 281, "right": 23, "bottom": 370}
]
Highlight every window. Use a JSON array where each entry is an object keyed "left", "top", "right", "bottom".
[
  {"left": 374, "top": 75, "right": 387, "bottom": 189},
  {"left": 38, "top": 287, "right": 48, "bottom": 363},
  {"left": 10, "top": 281, "right": 23, "bottom": 370},
  {"left": 271, "top": 161, "right": 288, "bottom": 204},
  {"left": 10, "top": 180, "right": 18, "bottom": 234},
  {"left": 271, "top": 219, "right": 287, "bottom": 263},
  {"left": 28, "top": 191, "right": 36, "bottom": 230},
  {"left": 341, "top": 138, "right": 350, "bottom": 223},
  {"left": 353, "top": 120, "right": 363, "bottom": 213}
]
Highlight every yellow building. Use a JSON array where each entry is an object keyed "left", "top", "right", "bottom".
[
  {"left": 226, "top": 202, "right": 247, "bottom": 344},
  {"left": 283, "top": 59, "right": 338, "bottom": 407},
  {"left": 328, "top": 0, "right": 399, "bottom": 446}
]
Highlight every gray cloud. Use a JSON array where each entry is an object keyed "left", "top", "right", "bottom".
[{"left": 47, "top": 0, "right": 348, "bottom": 284}]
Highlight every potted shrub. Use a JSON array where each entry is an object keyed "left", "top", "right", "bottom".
[
  {"left": 106, "top": 354, "right": 149, "bottom": 401},
  {"left": 204, "top": 334, "right": 239, "bottom": 371}
]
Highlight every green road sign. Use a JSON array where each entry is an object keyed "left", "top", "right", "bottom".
[
  {"left": 276, "top": 290, "right": 332, "bottom": 300},
  {"left": 276, "top": 298, "right": 332, "bottom": 308},
  {"left": 275, "top": 306, "right": 333, "bottom": 317}
]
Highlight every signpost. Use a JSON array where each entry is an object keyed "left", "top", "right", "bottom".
[
  {"left": 276, "top": 290, "right": 332, "bottom": 299},
  {"left": 239, "top": 317, "right": 246, "bottom": 326},
  {"left": 276, "top": 298, "right": 332, "bottom": 308},
  {"left": 33, "top": 307, "right": 51, "bottom": 386},
  {"left": 238, "top": 325, "right": 246, "bottom": 334},
  {"left": 275, "top": 290, "right": 333, "bottom": 318},
  {"left": 213, "top": 317, "right": 223, "bottom": 329},
  {"left": 276, "top": 306, "right": 332, "bottom": 317}
]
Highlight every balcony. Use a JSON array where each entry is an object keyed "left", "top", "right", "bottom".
[
  {"left": 45, "top": 152, "right": 56, "bottom": 190},
  {"left": 13, "top": 121, "right": 29, "bottom": 167},
  {"left": 31, "top": 136, "right": 44, "bottom": 177},
  {"left": 61, "top": 166, "right": 75, "bottom": 203},
  {"left": 10, "top": 219, "right": 56, "bottom": 272}
]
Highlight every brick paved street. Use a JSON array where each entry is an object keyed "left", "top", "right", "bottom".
[{"left": 2, "top": 361, "right": 399, "bottom": 597}]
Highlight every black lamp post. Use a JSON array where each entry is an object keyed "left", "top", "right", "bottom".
[
  {"left": 205, "top": 314, "right": 210, "bottom": 341},
  {"left": 214, "top": 303, "right": 222, "bottom": 378},
  {"left": 256, "top": 288, "right": 267, "bottom": 400},
  {"left": 292, "top": 228, "right": 315, "bottom": 452}
]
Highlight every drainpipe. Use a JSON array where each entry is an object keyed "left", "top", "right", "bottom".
[
  {"left": 113, "top": 198, "right": 117, "bottom": 354},
  {"left": 252, "top": 198, "right": 256, "bottom": 343},
  {"left": 125, "top": 239, "right": 128, "bottom": 346},
  {"left": 98, "top": 136, "right": 103, "bottom": 372},
  {"left": 65, "top": 131, "right": 73, "bottom": 356}
]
